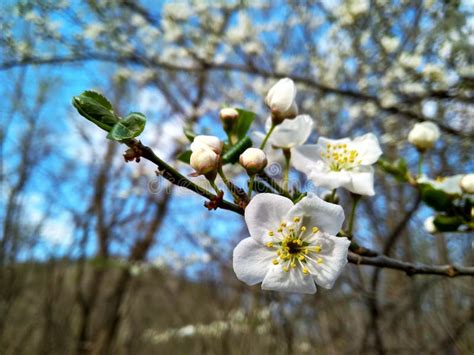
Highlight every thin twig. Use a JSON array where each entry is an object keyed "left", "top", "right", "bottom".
[{"left": 348, "top": 252, "right": 474, "bottom": 277}]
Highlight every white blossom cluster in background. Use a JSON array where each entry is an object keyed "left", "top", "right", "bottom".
[{"left": 144, "top": 307, "right": 272, "bottom": 344}]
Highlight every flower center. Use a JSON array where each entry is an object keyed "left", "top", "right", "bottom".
[
  {"left": 321, "top": 143, "right": 362, "bottom": 171},
  {"left": 266, "top": 216, "right": 324, "bottom": 276}
]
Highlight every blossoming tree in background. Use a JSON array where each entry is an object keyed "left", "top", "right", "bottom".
[{"left": 1, "top": 0, "right": 474, "bottom": 353}]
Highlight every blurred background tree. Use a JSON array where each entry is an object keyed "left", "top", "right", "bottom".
[{"left": 0, "top": 0, "right": 473, "bottom": 354}]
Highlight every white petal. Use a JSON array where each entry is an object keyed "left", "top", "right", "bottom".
[
  {"left": 318, "top": 136, "right": 352, "bottom": 147},
  {"left": 310, "top": 169, "right": 352, "bottom": 190},
  {"left": 351, "top": 133, "right": 382, "bottom": 165},
  {"left": 271, "top": 114, "right": 314, "bottom": 148},
  {"left": 245, "top": 193, "right": 294, "bottom": 244},
  {"left": 292, "top": 144, "right": 320, "bottom": 175},
  {"left": 233, "top": 237, "right": 274, "bottom": 285},
  {"left": 306, "top": 233, "right": 350, "bottom": 289},
  {"left": 262, "top": 265, "right": 316, "bottom": 294},
  {"left": 285, "top": 193, "right": 345, "bottom": 235},
  {"left": 346, "top": 166, "right": 375, "bottom": 195}
]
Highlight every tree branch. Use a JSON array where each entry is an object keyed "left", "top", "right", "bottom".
[
  {"left": 2, "top": 55, "right": 472, "bottom": 138},
  {"left": 348, "top": 252, "right": 474, "bottom": 277},
  {"left": 124, "top": 139, "right": 244, "bottom": 215}
]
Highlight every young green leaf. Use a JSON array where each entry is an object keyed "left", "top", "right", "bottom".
[
  {"left": 107, "top": 112, "right": 146, "bottom": 141},
  {"left": 222, "top": 136, "right": 252, "bottom": 164},
  {"left": 82, "top": 90, "right": 113, "bottom": 110},
  {"left": 183, "top": 127, "right": 197, "bottom": 142},
  {"left": 234, "top": 109, "right": 255, "bottom": 140},
  {"left": 72, "top": 92, "right": 118, "bottom": 131},
  {"left": 420, "top": 184, "right": 454, "bottom": 212},
  {"left": 433, "top": 215, "right": 463, "bottom": 232},
  {"left": 177, "top": 150, "right": 192, "bottom": 164}
]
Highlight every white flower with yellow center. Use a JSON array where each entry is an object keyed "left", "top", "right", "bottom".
[
  {"left": 233, "top": 193, "right": 349, "bottom": 294},
  {"left": 292, "top": 133, "right": 382, "bottom": 196}
]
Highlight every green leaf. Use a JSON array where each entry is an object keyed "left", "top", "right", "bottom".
[
  {"left": 433, "top": 215, "right": 463, "bottom": 232},
  {"left": 183, "top": 127, "right": 196, "bottom": 142},
  {"left": 222, "top": 136, "right": 252, "bottom": 164},
  {"left": 107, "top": 112, "right": 146, "bottom": 141},
  {"left": 177, "top": 150, "right": 192, "bottom": 164},
  {"left": 72, "top": 92, "right": 118, "bottom": 131},
  {"left": 82, "top": 90, "right": 113, "bottom": 110},
  {"left": 377, "top": 158, "right": 408, "bottom": 182},
  {"left": 234, "top": 109, "right": 255, "bottom": 140},
  {"left": 420, "top": 184, "right": 454, "bottom": 212}
]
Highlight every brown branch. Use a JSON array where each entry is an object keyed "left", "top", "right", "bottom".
[
  {"left": 348, "top": 252, "right": 474, "bottom": 277},
  {"left": 1, "top": 55, "right": 472, "bottom": 138},
  {"left": 125, "top": 140, "right": 244, "bottom": 215}
]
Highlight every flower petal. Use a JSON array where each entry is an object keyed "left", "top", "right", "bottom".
[
  {"left": 305, "top": 233, "right": 350, "bottom": 289},
  {"left": 270, "top": 115, "right": 314, "bottom": 148},
  {"left": 292, "top": 144, "right": 320, "bottom": 175},
  {"left": 347, "top": 166, "right": 375, "bottom": 196},
  {"left": 233, "top": 237, "right": 274, "bottom": 285},
  {"left": 285, "top": 193, "right": 345, "bottom": 235},
  {"left": 245, "top": 193, "right": 294, "bottom": 244},
  {"left": 310, "top": 168, "right": 352, "bottom": 191},
  {"left": 351, "top": 133, "right": 382, "bottom": 165},
  {"left": 261, "top": 265, "right": 317, "bottom": 294}
]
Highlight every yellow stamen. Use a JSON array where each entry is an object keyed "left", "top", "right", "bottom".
[{"left": 312, "top": 226, "right": 319, "bottom": 233}]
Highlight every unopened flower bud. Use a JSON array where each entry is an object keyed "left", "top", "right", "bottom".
[
  {"left": 460, "top": 174, "right": 474, "bottom": 194},
  {"left": 220, "top": 107, "right": 239, "bottom": 133},
  {"left": 191, "top": 135, "right": 223, "bottom": 155},
  {"left": 190, "top": 148, "right": 219, "bottom": 175},
  {"left": 265, "top": 78, "right": 298, "bottom": 124},
  {"left": 220, "top": 107, "right": 239, "bottom": 122},
  {"left": 239, "top": 148, "right": 267, "bottom": 174},
  {"left": 408, "top": 121, "right": 440, "bottom": 150}
]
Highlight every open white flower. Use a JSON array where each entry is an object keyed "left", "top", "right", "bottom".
[
  {"left": 233, "top": 193, "right": 349, "bottom": 294},
  {"left": 417, "top": 175, "right": 464, "bottom": 195},
  {"left": 265, "top": 78, "right": 298, "bottom": 122},
  {"left": 292, "top": 133, "right": 383, "bottom": 196},
  {"left": 253, "top": 115, "right": 313, "bottom": 167}
]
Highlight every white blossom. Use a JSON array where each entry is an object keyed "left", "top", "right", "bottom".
[
  {"left": 292, "top": 133, "right": 383, "bottom": 196},
  {"left": 408, "top": 121, "right": 440, "bottom": 150},
  {"left": 381, "top": 36, "right": 400, "bottom": 52},
  {"left": 233, "top": 193, "right": 349, "bottom": 294},
  {"left": 418, "top": 175, "right": 464, "bottom": 195}
]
